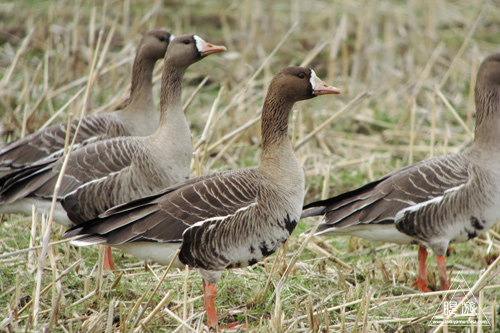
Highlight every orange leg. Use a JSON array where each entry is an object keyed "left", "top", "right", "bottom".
[
  {"left": 203, "top": 281, "right": 218, "bottom": 328},
  {"left": 102, "top": 245, "right": 115, "bottom": 271},
  {"left": 436, "top": 255, "right": 450, "bottom": 291},
  {"left": 411, "top": 246, "right": 431, "bottom": 292}
]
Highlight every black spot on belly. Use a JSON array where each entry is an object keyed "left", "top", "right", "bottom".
[
  {"left": 235, "top": 262, "right": 241, "bottom": 268},
  {"left": 470, "top": 216, "right": 484, "bottom": 230},
  {"left": 260, "top": 242, "right": 276, "bottom": 257},
  {"left": 468, "top": 230, "right": 478, "bottom": 240},
  {"left": 282, "top": 214, "right": 297, "bottom": 234},
  {"left": 249, "top": 245, "right": 255, "bottom": 254},
  {"left": 248, "top": 258, "right": 258, "bottom": 266}
]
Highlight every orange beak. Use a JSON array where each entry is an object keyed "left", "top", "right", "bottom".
[
  {"left": 195, "top": 37, "right": 227, "bottom": 57},
  {"left": 310, "top": 70, "right": 341, "bottom": 95}
]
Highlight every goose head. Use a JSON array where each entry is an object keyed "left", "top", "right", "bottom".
[
  {"left": 165, "top": 34, "right": 226, "bottom": 68},
  {"left": 473, "top": 53, "right": 500, "bottom": 148},
  {"left": 138, "top": 29, "right": 173, "bottom": 61},
  {"left": 476, "top": 52, "right": 500, "bottom": 92},
  {"left": 269, "top": 67, "right": 341, "bottom": 103}
]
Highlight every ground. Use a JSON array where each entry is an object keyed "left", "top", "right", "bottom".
[{"left": 0, "top": 0, "right": 499, "bottom": 331}]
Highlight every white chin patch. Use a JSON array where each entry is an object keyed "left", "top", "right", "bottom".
[{"left": 193, "top": 35, "right": 205, "bottom": 53}]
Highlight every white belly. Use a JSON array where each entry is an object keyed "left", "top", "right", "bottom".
[
  {"left": 116, "top": 242, "right": 183, "bottom": 268},
  {"left": 0, "top": 198, "right": 73, "bottom": 227},
  {"left": 317, "top": 223, "right": 415, "bottom": 244}
]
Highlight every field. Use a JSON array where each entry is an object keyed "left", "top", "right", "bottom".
[{"left": 1, "top": 0, "right": 500, "bottom": 331}]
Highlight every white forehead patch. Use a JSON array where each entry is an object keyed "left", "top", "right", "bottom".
[
  {"left": 193, "top": 35, "right": 205, "bottom": 52},
  {"left": 309, "top": 69, "right": 319, "bottom": 87},
  {"left": 309, "top": 69, "right": 325, "bottom": 95}
]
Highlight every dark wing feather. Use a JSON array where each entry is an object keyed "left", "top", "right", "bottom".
[
  {"left": 65, "top": 169, "right": 261, "bottom": 245},
  {"left": 0, "top": 137, "right": 138, "bottom": 204},
  {"left": 303, "top": 154, "right": 471, "bottom": 230},
  {"left": 0, "top": 114, "right": 123, "bottom": 172}
]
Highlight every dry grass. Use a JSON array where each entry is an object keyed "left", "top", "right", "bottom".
[{"left": 1, "top": 0, "right": 500, "bottom": 331}]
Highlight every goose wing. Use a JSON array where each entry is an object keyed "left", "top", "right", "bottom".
[
  {"left": 0, "top": 137, "right": 138, "bottom": 204},
  {"left": 64, "top": 169, "right": 261, "bottom": 246},
  {"left": 302, "top": 154, "right": 471, "bottom": 233},
  {"left": 0, "top": 114, "right": 122, "bottom": 173}
]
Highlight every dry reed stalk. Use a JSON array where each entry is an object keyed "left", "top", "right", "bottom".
[
  {"left": 131, "top": 249, "right": 180, "bottom": 327},
  {"left": 182, "top": 264, "right": 189, "bottom": 326},
  {"left": 306, "top": 242, "right": 351, "bottom": 270},
  {"left": 0, "top": 238, "right": 73, "bottom": 259},
  {"left": 270, "top": 283, "right": 283, "bottom": 333},
  {"left": 300, "top": 40, "right": 328, "bottom": 68},
  {"left": 0, "top": 28, "right": 34, "bottom": 88},
  {"left": 206, "top": 131, "right": 243, "bottom": 170},
  {"left": 431, "top": 253, "right": 500, "bottom": 332},
  {"left": 223, "top": 21, "right": 298, "bottom": 110},
  {"left": 194, "top": 85, "right": 224, "bottom": 158},
  {"left": 19, "top": 259, "right": 83, "bottom": 315},
  {"left": 207, "top": 113, "right": 261, "bottom": 152},
  {"left": 295, "top": 91, "right": 371, "bottom": 150},
  {"left": 408, "top": 99, "right": 415, "bottom": 165},
  {"left": 183, "top": 76, "right": 209, "bottom": 111},
  {"left": 39, "top": 87, "right": 86, "bottom": 131},
  {"left": 435, "top": 88, "right": 474, "bottom": 139},
  {"left": 139, "top": 289, "right": 196, "bottom": 333},
  {"left": 438, "top": 0, "right": 489, "bottom": 89}
]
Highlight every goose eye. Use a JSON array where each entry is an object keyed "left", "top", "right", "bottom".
[
  {"left": 297, "top": 72, "right": 306, "bottom": 79},
  {"left": 158, "top": 36, "right": 166, "bottom": 42},
  {"left": 183, "top": 39, "right": 190, "bottom": 45}
]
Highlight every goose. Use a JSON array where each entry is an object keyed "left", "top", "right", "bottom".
[
  {"left": 63, "top": 66, "right": 341, "bottom": 327},
  {"left": 0, "top": 29, "right": 173, "bottom": 177},
  {"left": 0, "top": 35, "right": 226, "bottom": 269},
  {"left": 301, "top": 53, "right": 500, "bottom": 292}
]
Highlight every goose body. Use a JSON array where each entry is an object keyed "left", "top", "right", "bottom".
[
  {"left": 302, "top": 53, "right": 500, "bottom": 292},
  {"left": 65, "top": 67, "right": 341, "bottom": 327},
  {"left": 0, "top": 30, "right": 173, "bottom": 177},
  {"left": 0, "top": 34, "right": 226, "bottom": 271}
]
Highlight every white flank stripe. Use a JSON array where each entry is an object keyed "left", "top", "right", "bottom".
[{"left": 183, "top": 203, "right": 257, "bottom": 234}]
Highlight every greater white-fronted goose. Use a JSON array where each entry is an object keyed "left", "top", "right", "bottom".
[
  {"left": 63, "top": 66, "right": 341, "bottom": 327},
  {"left": 302, "top": 53, "right": 500, "bottom": 292},
  {"left": 0, "top": 35, "right": 226, "bottom": 268},
  {"left": 0, "top": 30, "right": 173, "bottom": 177}
]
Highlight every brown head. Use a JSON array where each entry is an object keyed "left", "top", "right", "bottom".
[
  {"left": 476, "top": 53, "right": 500, "bottom": 92},
  {"left": 261, "top": 67, "right": 340, "bottom": 149},
  {"left": 474, "top": 53, "right": 500, "bottom": 142},
  {"left": 163, "top": 34, "right": 226, "bottom": 69},
  {"left": 136, "top": 29, "right": 173, "bottom": 61},
  {"left": 267, "top": 66, "right": 340, "bottom": 103}
]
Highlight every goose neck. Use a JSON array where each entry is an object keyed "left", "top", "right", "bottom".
[
  {"left": 127, "top": 56, "right": 156, "bottom": 108},
  {"left": 158, "top": 63, "right": 186, "bottom": 128},
  {"left": 472, "top": 86, "right": 500, "bottom": 151},
  {"left": 260, "top": 95, "right": 294, "bottom": 154}
]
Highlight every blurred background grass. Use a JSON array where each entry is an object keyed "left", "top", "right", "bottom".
[{"left": 0, "top": 0, "right": 499, "bottom": 331}]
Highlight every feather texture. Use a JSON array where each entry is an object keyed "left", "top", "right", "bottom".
[
  {"left": 0, "top": 30, "right": 172, "bottom": 176},
  {"left": 302, "top": 53, "right": 500, "bottom": 291},
  {"left": 0, "top": 35, "right": 226, "bottom": 228},
  {"left": 64, "top": 67, "right": 341, "bottom": 327}
]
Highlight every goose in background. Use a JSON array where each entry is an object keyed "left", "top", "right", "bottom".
[
  {"left": 64, "top": 66, "right": 341, "bottom": 327},
  {"left": 0, "top": 35, "right": 226, "bottom": 270},
  {"left": 302, "top": 53, "right": 500, "bottom": 292},
  {"left": 0, "top": 29, "right": 173, "bottom": 177}
]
